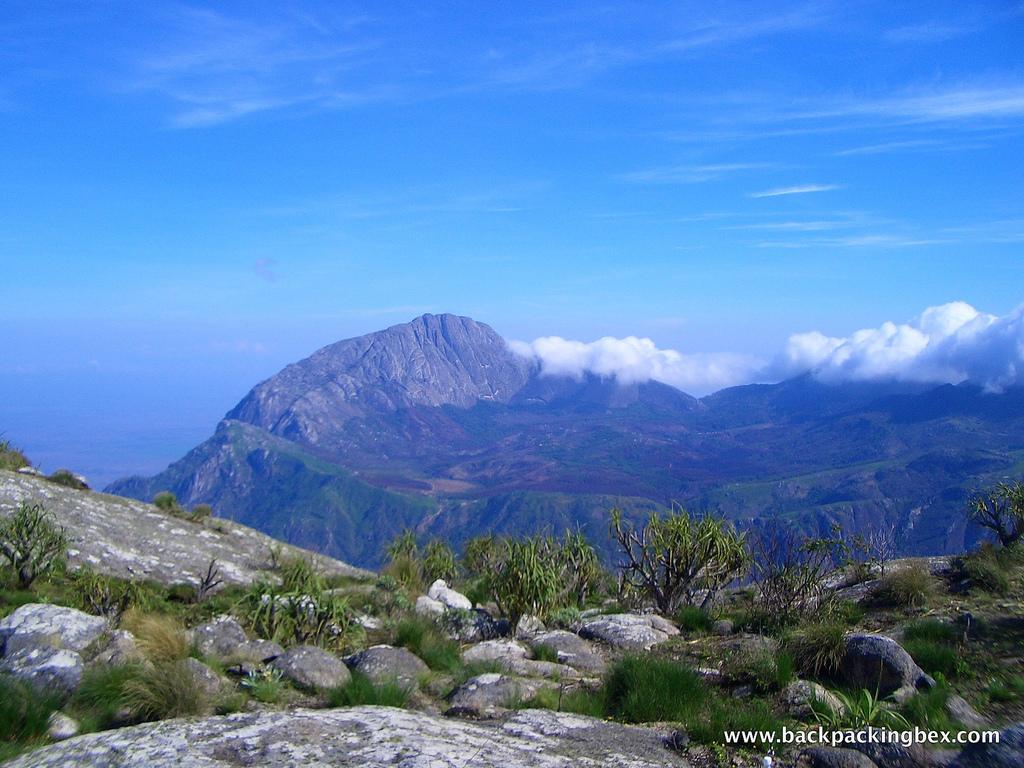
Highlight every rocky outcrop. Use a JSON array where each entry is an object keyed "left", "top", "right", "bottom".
[
  {"left": 3, "top": 706, "right": 688, "bottom": 767},
  {"left": 579, "top": 614, "right": 674, "bottom": 651},
  {"left": 462, "top": 639, "right": 530, "bottom": 666},
  {"left": 838, "top": 635, "right": 934, "bottom": 700},
  {"left": 190, "top": 616, "right": 249, "bottom": 658},
  {"left": 345, "top": 645, "right": 429, "bottom": 690},
  {"left": 0, "top": 470, "right": 366, "bottom": 587},
  {"left": 271, "top": 645, "right": 351, "bottom": 691}
]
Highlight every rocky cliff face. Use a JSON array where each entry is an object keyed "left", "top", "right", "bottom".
[{"left": 226, "top": 313, "right": 533, "bottom": 447}]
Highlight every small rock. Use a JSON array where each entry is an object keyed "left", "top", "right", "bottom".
[
  {"left": 190, "top": 616, "right": 248, "bottom": 659},
  {"left": 0, "top": 646, "right": 84, "bottom": 699},
  {"left": 578, "top": 614, "right": 671, "bottom": 651},
  {"left": 531, "top": 631, "right": 606, "bottom": 674},
  {"left": 782, "top": 680, "right": 847, "bottom": 721},
  {"left": 90, "top": 630, "right": 141, "bottom": 666},
  {"left": 15, "top": 466, "right": 44, "bottom": 477},
  {"left": 230, "top": 639, "right": 285, "bottom": 664},
  {"left": 0, "top": 603, "right": 107, "bottom": 655},
  {"left": 415, "top": 595, "right": 446, "bottom": 617},
  {"left": 345, "top": 645, "right": 429, "bottom": 690},
  {"left": 426, "top": 579, "right": 473, "bottom": 611},
  {"left": 446, "top": 673, "right": 551, "bottom": 718},
  {"left": 945, "top": 694, "right": 988, "bottom": 730},
  {"left": 355, "top": 614, "right": 382, "bottom": 631},
  {"left": 514, "top": 614, "right": 546, "bottom": 639},
  {"left": 462, "top": 639, "right": 529, "bottom": 665},
  {"left": 443, "top": 608, "right": 508, "bottom": 642},
  {"left": 647, "top": 614, "right": 679, "bottom": 636},
  {"left": 712, "top": 619, "right": 735, "bottom": 636},
  {"left": 46, "top": 712, "right": 80, "bottom": 742},
  {"left": 185, "top": 658, "right": 225, "bottom": 698},
  {"left": 272, "top": 645, "right": 351, "bottom": 691}
]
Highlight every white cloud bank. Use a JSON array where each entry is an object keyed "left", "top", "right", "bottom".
[{"left": 511, "top": 301, "right": 1024, "bottom": 396}]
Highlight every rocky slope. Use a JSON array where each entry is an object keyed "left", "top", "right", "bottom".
[
  {"left": 0, "top": 470, "right": 367, "bottom": 587},
  {"left": 107, "top": 314, "right": 1024, "bottom": 567}
]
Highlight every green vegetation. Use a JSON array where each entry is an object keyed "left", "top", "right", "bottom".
[
  {"left": 327, "top": 672, "right": 410, "bottom": 708},
  {"left": 960, "top": 543, "right": 1014, "bottom": 595},
  {"left": 239, "top": 668, "right": 284, "bottom": 704},
  {"left": 985, "top": 674, "right": 1024, "bottom": 703},
  {"left": 0, "top": 675, "right": 59, "bottom": 760},
  {"left": 970, "top": 481, "right": 1024, "bottom": 547},
  {"left": 516, "top": 686, "right": 605, "bottom": 717},
  {"left": 122, "top": 610, "right": 189, "bottom": 662},
  {"left": 877, "top": 562, "right": 939, "bottom": 608},
  {"left": 393, "top": 615, "right": 461, "bottom": 672},
  {"left": 785, "top": 620, "right": 847, "bottom": 678},
  {"left": 813, "top": 687, "right": 910, "bottom": 730},
  {"left": 610, "top": 505, "right": 748, "bottom": 614},
  {"left": 152, "top": 491, "right": 183, "bottom": 514},
  {"left": 422, "top": 539, "right": 457, "bottom": 584},
  {"left": 46, "top": 470, "right": 88, "bottom": 490},
  {"left": 0, "top": 439, "right": 30, "bottom": 472},
  {"left": 901, "top": 683, "right": 959, "bottom": 732},
  {"left": 902, "top": 619, "right": 961, "bottom": 678},
  {"left": 123, "top": 660, "right": 211, "bottom": 721},
  {"left": 70, "top": 566, "right": 161, "bottom": 619},
  {"left": 727, "top": 648, "right": 795, "bottom": 693},
  {"left": 0, "top": 502, "right": 68, "bottom": 588},
  {"left": 675, "top": 605, "right": 713, "bottom": 633},
  {"left": 70, "top": 664, "right": 145, "bottom": 731},
  {"left": 531, "top": 644, "right": 560, "bottom": 663}
]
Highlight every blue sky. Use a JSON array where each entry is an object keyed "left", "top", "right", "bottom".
[{"left": 1, "top": 1, "right": 1023, "bottom": 486}]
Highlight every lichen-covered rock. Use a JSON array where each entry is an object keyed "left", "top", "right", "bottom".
[
  {"left": 578, "top": 614, "right": 671, "bottom": 651},
  {"left": 442, "top": 607, "right": 508, "bottom": 642},
  {"left": 782, "top": 680, "right": 847, "bottom": 721},
  {"left": 797, "top": 747, "right": 879, "bottom": 767},
  {"left": 427, "top": 579, "right": 473, "bottom": 611},
  {"left": 271, "top": 645, "right": 350, "bottom": 690},
  {"left": 531, "top": 631, "right": 606, "bottom": 673},
  {"left": 230, "top": 639, "right": 285, "bottom": 664},
  {"left": 462, "top": 639, "right": 529, "bottom": 665},
  {"left": 345, "top": 645, "right": 429, "bottom": 690},
  {"left": 415, "top": 595, "right": 446, "bottom": 617},
  {"left": 952, "top": 722, "right": 1024, "bottom": 768},
  {"left": 446, "top": 673, "right": 553, "bottom": 718},
  {"left": 90, "top": 630, "right": 141, "bottom": 666},
  {"left": 514, "top": 614, "right": 546, "bottom": 639},
  {"left": 839, "top": 635, "right": 933, "bottom": 700},
  {"left": 47, "top": 712, "right": 80, "bottom": 742},
  {"left": 2, "top": 705, "right": 687, "bottom": 767},
  {"left": 185, "top": 658, "right": 225, "bottom": 698},
  {"left": 190, "top": 616, "right": 249, "bottom": 659},
  {"left": 0, "top": 646, "right": 84, "bottom": 698},
  {"left": 0, "top": 603, "right": 107, "bottom": 655}
]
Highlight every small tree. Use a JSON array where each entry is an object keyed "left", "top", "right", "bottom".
[
  {"left": 491, "top": 535, "right": 562, "bottom": 623},
  {"left": 0, "top": 502, "right": 68, "bottom": 588},
  {"left": 422, "top": 539, "right": 457, "bottom": 583},
  {"left": 610, "top": 505, "right": 749, "bottom": 614},
  {"left": 970, "top": 481, "right": 1024, "bottom": 547}
]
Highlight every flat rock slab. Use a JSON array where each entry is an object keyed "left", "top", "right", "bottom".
[
  {"left": 0, "top": 470, "right": 367, "bottom": 588},
  {"left": 579, "top": 614, "right": 672, "bottom": 651},
  {"left": 3, "top": 706, "right": 689, "bottom": 768}
]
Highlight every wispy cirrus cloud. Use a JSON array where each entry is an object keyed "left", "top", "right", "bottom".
[
  {"left": 749, "top": 183, "right": 840, "bottom": 198},
  {"left": 620, "top": 162, "right": 774, "bottom": 184}
]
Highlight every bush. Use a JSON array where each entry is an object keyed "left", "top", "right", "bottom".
[
  {"left": 970, "top": 481, "right": 1024, "bottom": 547},
  {"left": 901, "top": 684, "right": 958, "bottom": 731},
  {"left": 675, "top": 605, "right": 713, "bottom": 633},
  {"left": 461, "top": 535, "right": 500, "bottom": 580},
  {"left": 46, "top": 470, "right": 88, "bottom": 490},
  {"left": 121, "top": 610, "right": 188, "bottom": 662},
  {"left": 611, "top": 506, "right": 748, "bottom": 615},
  {"left": 877, "top": 563, "right": 939, "bottom": 608},
  {"left": 491, "top": 536, "right": 563, "bottom": 623},
  {"left": 393, "top": 615, "right": 461, "bottom": 672},
  {"left": 785, "top": 620, "right": 847, "bottom": 679},
  {"left": 901, "top": 621, "right": 960, "bottom": 679},
  {"left": 961, "top": 545, "right": 1011, "bottom": 595},
  {"left": 0, "top": 502, "right": 68, "bottom": 588},
  {"left": 327, "top": 672, "right": 410, "bottom": 708},
  {"left": 0, "top": 674, "right": 59, "bottom": 743},
  {"left": 189, "top": 504, "right": 213, "bottom": 523},
  {"left": 422, "top": 539, "right": 457, "bottom": 584},
  {"left": 70, "top": 566, "right": 158, "bottom": 620},
  {"left": 0, "top": 439, "right": 30, "bottom": 472},
  {"left": 123, "top": 660, "right": 210, "bottom": 721},
  {"left": 604, "top": 656, "right": 705, "bottom": 723},
  {"left": 152, "top": 491, "right": 182, "bottom": 514}
]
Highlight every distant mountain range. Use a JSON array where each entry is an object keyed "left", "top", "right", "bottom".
[{"left": 107, "top": 313, "right": 1024, "bottom": 567}]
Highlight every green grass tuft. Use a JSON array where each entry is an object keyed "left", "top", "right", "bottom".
[
  {"left": 393, "top": 615, "right": 461, "bottom": 672},
  {"left": 674, "top": 605, "right": 713, "bottom": 633},
  {"left": 327, "top": 672, "right": 410, "bottom": 708}
]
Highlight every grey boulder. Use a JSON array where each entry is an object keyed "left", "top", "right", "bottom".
[
  {"left": 446, "top": 672, "right": 552, "bottom": 718},
  {"left": 271, "top": 645, "right": 350, "bottom": 690},
  {"left": 531, "top": 631, "right": 606, "bottom": 673},
  {"left": 579, "top": 614, "right": 672, "bottom": 651},
  {"left": 0, "top": 603, "right": 107, "bottom": 655},
  {"left": 345, "top": 645, "right": 429, "bottom": 690},
  {"left": 190, "top": 616, "right": 249, "bottom": 659},
  {"left": 838, "top": 635, "right": 933, "bottom": 700},
  {"left": 0, "top": 646, "right": 84, "bottom": 698}
]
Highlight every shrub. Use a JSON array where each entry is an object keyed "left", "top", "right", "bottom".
[
  {"left": 189, "top": 504, "right": 213, "bottom": 523},
  {"left": 546, "top": 606, "right": 582, "bottom": 630},
  {"left": 0, "top": 439, "right": 30, "bottom": 472},
  {"left": 70, "top": 566, "right": 158, "bottom": 620},
  {"left": 123, "top": 660, "right": 210, "bottom": 721},
  {"left": 121, "top": 611, "right": 188, "bottom": 662},
  {"left": 0, "top": 502, "right": 68, "bottom": 588},
  {"left": 785, "top": 620, "right": 847, "bottom": 679},
  {"left": 961, "top": 545, "right": 1011, "bottom": 595},
  {"left": 970, "top": 481, "right": 1024, "bottom": 547},
  {"left": 152, "top": 491, "right": 182, "bottom": 514},
  {"left": 70, "top": 664, "right": 145, "bottom": 731},
  {"left": 461, "top": 535, "right": 500, "bottom": 579},
  {"left": 604, "top": 656, "right": 705, "bottom": 723},
  {"left": 422, "top": 539, "right": 458, "bottom": 584},
  {"left": 877, "top": 563, "right": 939, "bottom": 608},
  {"left": 492, "top": 536, "right": 563, "bottom": 623},
  {"left": 327, "top": 672, "right": 410, "bottom": 708},
  {"left": 46, "top": 470, "right": 88, "bottom": 490},
  {"left": 240, "top": 668, "right": 283, "bottom": 703},
  {"left": 0, "top": 674, "right": 59, "bottom": 743},
  {"left": 611, "top": 506, "right": 748, "bottom": 614},
  {"left": 814, "top": 688, "right": 910, "bottom": 730},
  {"left": 393, "top": 615, "right": 461, "bottom": 672},
  {"left": 675, "top": 605, "right": 713, "bottom": 633}
]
